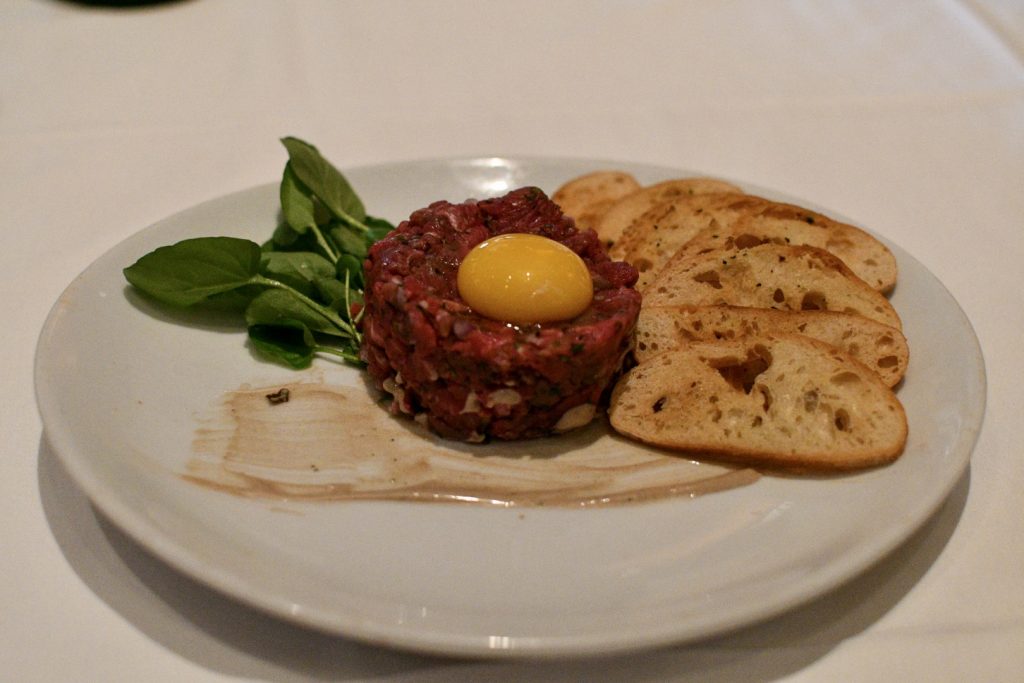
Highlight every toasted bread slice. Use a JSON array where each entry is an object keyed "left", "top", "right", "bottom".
[
  {"left": 609, "top": 334, "right": 908, "bottom": 471},
  {"left": 552, "top": 171, "right": 641, "bottom": 231},
  {"left": 607, "top": 199, "right": 719, "bottom": 291},
  {"left": 644, "top": 244, "right": 902, "bottom": 330},
  {"left": 595, "top": 177, "right": 742, "bottom": 247},
  {"left": 672, "top": 194, "right": 896, "bottom": 292},
  {"left": 612, "top": 193, "right": 896, "bottom": 293},
  {"left": 635, "top": 305, "right": 909, "bottom": 386}
]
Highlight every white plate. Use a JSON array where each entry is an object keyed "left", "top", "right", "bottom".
[{"left": 35, "top": 157, "right": 985, "bottom": 658}]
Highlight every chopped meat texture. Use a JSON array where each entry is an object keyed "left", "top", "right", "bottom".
[{"left": 361, "top": 187, "right": 641, "bottom": 441}]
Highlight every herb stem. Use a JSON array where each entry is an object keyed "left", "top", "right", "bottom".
[
  {"left": 314, "top": 345, "right": 362, "bottom": 363},
  {"left": 312, "top": 225, "right": 340, "bottom": 263},
  {"left": 342, "top": 269, "right": 362, "bottom": 345},
  {"left": 333, "top": 212, "right": 369, "bottom": 233}
]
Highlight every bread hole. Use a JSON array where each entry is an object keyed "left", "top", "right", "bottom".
[
  {"left": 756, "top": 384, "right": 773, "bottom": 412},
  {"left": 801, "top": 291, "right": 827, "bottom": 310},
  {"left": 710, "top": 407, "right": 723, "bottom": 423},
  {"left": 751, "top": 416, "right": 763, "bottom": 427},
  {"left": 830, "top": 371, "right": 861, "bottom": 385},
  {"left": 803, "top": 389, "right": 819, "bottom": 412},
  {"left": 773, "top": 288, "right": 786, "bottom": 303},
  {"left": 877, "top": 355, "right": 899, "bottom": 368},
  {"left": 834, "top": 408, "right": 851, "bottom": 431},
  {"left": 710, "top": 344, "right": 773, "bottom": 394},
  {"left": 865, "top": 258, "right": 878, "bottom": 266},
  {"left": 651, "top": 396, "right": 667, "bottom": 413},
  {"left": 693, "top": 270, "right": 723, "bottom": 289},
  {"left": 633, "top": 257, "right": 653, "bottom": 272},
  {"left": 692, "top": 320, "right": 703, "bottom": 332},
  {"left": 876, "top": 334, "right": 893, "bottom": 348},
  {"left": 734, "top": 233, "right": 764, "bottom": 249},
  {"left": 637, "top": 341, "right": 648, "bottom": 351}
]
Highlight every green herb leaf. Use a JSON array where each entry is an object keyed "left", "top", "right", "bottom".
[
  {"left": 312, "top": 276, "right": 347, "bottom": 311},
  {"left": 259, "top": 251, "right": 336, "bottom": 298},
  {"left": 248, "top": 325, "right": 316, "bottom": 369},
  {"left": 281, "top": 137, "right": 366, "bottom": 226},
  {"left": 244, "top": 288, "right": 346, "bottom": 337},
  {"left": 330, "top": 223, "right": 368, "bottom": 259},
  {"left": 280, "top": 163, "right": 319, "bottom": 235},
  {"left": 123, "top": 237, "right": 263, "bottom": 307},
  {"left": 269, "top": 222, "right": 321, "bottom": 254}
]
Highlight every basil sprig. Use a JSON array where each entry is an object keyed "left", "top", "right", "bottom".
[{"left": 123, "top": 138, "right": 394, "bottom": 368}]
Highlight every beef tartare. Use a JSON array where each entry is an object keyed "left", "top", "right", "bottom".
[{"left": 361, "top": 186, "right": 641, "bottom": 441}]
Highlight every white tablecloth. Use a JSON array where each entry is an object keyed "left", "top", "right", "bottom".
[{"left": 3, "top": 1, "right": 1022, "bottom": 680}]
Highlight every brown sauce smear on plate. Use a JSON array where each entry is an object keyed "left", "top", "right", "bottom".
[{"left": 187, "top": 381, "right": 758, "bottom": 507}]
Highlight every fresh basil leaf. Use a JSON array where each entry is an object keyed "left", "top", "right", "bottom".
[
  {"left": 248, "top": 325, "right": 316, "bottom": 369},
  {"left": 280, "top": 137, "right": 366, "bottom": 225},
  {"left": 313, "top": 276, "right": 347, "bottom": 310},
  {"left": 124, "top": 237, "right": 262, "bottom": 307},
  {"left": 330, "top": 223, "right": 368, "bottom": 259},
  {"left": 202, "top": 285, "right": 267, "bottom": 312},
  {"left": 245, "top": 288, "right": 345, "bottom": 336},
  {"left": 259, "top": 251, "right": 335, "bottom": 298},
  {"left": 271, "top": 222, "right": 300, "bottom": 248},
  {"left": 280, "top": 163, "right": 318, "bottom": 234},
  {"left": 313, "top": 276, "right": 364, "bottom": 317},
  {"left": 270, "top": 224, "right": 324, "bottom": 256}
]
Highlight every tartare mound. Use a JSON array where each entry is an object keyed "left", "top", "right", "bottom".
[{"left": 361, "top": 186, "right": 642, "bottom": 441}]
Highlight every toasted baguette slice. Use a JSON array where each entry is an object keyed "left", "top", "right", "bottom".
[
  {"left": 552, "top": 171, "right": 641, "bottom": 231},
  {"left": 607, "top": 199, "right": 719, "bottom": 290},
  {"left": 644, "top": 244, "right": 902, "bottom": 330},
  {"left": 609, "top": 334, "right": 908, "bottom": 470},
  {"left": 676, "top": 197, "right": 896, "bottom": 292},
  {"left": 635, "top": 305, "right": 909, "bottom": 386},
  {"left": 613, "top": 193, "right": 896, "bottom": 293},
  {"left": 595, "top": 177, "right": 742, "bottom": 247}
]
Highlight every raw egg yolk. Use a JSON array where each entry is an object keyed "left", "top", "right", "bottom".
[{"left": 457, "top": 233, "right": 593, "bottom": 325}]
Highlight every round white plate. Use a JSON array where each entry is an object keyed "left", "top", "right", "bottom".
[{"left": 35, "top": 157, "right": 985, "bottom": 658}]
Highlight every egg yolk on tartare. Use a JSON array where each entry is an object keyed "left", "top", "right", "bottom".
[{"left": 457, "top": 233, "right": 593, "bottom": 325}]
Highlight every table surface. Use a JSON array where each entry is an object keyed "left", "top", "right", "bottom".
[{"left": 3, "top": 1, "right": 1022, "bottom": 680}]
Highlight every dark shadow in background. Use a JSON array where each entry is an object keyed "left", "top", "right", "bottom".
[
  {"left": 39, "top": 432, "right": 970, "bottom": 682},
  {"left": 56, "top": 1, "right": 192, "bottom": 8}
]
